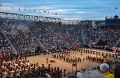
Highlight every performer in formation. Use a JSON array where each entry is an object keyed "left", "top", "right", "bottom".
[
  {"left": 52, "top": 51, "right": 84, "bottom": 64},
  {"left": 52, "top": 48, "right": 118, "bottom": 64}
]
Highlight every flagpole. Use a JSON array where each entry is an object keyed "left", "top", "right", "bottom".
[
  {"left": 6, "top": 5, "right": 7, "bottom": 12},
  {"left": 0, "top": 4, "right": 2, "bottom": 18},
  {"left": 0, "top": 6, "right": 1, "bottom": 13},
  {"left": 0, "top": 4, "right": 1, "bottom": 13},
  {"left": 12, "top": 6, "right": 14, "bottom": 11},
  {"left": 5, "top": 5, "right": 7, "bottom": 18},
  {"left": 113, "top": 8, "right": 115, "bottom": 16},
  {"left": 114, "top": 8, "right": 117, "bottom": 16},
  {"left": 110, "top": 8, "right": 114, "bottom": 17}
]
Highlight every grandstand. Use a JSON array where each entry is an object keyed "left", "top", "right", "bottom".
[
  {"left": 0, "top": 9, "right": 120, "bottom": 78},
  {"left": 1, "top": 0, "right": 120, "bottom": 77},
  {"left": 1, "top": 12, "right": 120, "bottom": 52}
]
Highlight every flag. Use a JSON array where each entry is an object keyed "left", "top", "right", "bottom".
[
  {"left": 24, "top": 8, "right": 26, "bottom": 11},
  {"left": 114, "top": 7, "right": 118, "bottom": 10},
  {"left": 0, "top": 4, "right": 2, "bottom": 7},
  {"left": 44, "top": 11, "right": 46, "bottom": 12},
  {"left": 115, "top": 7, "right": 118, "bottom": 9}
]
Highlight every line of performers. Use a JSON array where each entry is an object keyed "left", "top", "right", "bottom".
[{"left": 52, "top": 52, "right": 85, "bottom": 64}]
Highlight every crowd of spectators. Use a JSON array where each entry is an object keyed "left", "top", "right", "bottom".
[
  {"left": 1, "top": 48, "right": 120, "bottom": 78},
  {"left": 82, "top": 22, "right": 102, "bottom": 45},
  {"left": 0, "top": 52, "right": 67, "bottom": 78},
  {"left": 100, "top": 26, "right": 120, "bottom": 48},
  {"left": 28, "top": 21, "right": 83, "bottom": 51},
  {"left": 0, "top": 18, "right": 39, "bottom": 54},
  {"left": 0, "top": 17, "right": 120, "bottom": 53},
  {"left": 65, "top": 57, "right": 120, "bottom": 78},
  {"left": 116, "top": 40, "right": 120, "bottom": 48},
  {"left": 0, "top": 16, "right": 120, "bottom": 78},
  {"left": 82, "top": 22, "right": 120, "bottom": 49},
  {"left": 0, "top": 29, "right": 13, "bottom": 53}
]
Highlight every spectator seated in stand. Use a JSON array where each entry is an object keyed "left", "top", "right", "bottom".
[
  {"left": 79, "top": 70, "right": 104, "bottom": 78},
  {"left": 65, "top": 72, "right": 77, "bottom": 78},
  {"left": 0, "top": 52, "right": 66, "bottom": 78},
  {"left": 100, "top": 63, "right": 114, "bottom": 78}
]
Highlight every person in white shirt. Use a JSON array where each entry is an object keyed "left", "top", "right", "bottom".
[{"left": 46, "top": 72, "right": 51, "bottom": 78}]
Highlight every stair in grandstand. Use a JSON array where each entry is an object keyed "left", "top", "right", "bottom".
[
  {"left": 23, "top": 20, "right": 48, "bottom": 53},
  {"left": 20, "top": 20, "right": 46, "bottom": 50},
  {"left": 0, "top": 26, "right": 16, "bottom": 53},
  {"left": 101, "top": 27, "right": 120, "bottom": 48},
  {"left": 90, "top": 30, "right": 104, "bottom": 47},
  {"left": 0, "top": 18, "right": 42, "bottom": 54},
  {"left": 95, "top": 34, "right": 102, "bottom": 44},
  {"left": 81, "top": 28, "right": 86, "bottom": 45},
  {"left": 47, "top": 26, "right": 57, "bottom": 50},
  {"left": 114, "top": 38, "right": 120, "bottom": 46}
]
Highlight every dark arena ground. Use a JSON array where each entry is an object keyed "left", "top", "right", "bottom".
[{"left": 27, "top": 51, "right": 100, "bottom": 73}]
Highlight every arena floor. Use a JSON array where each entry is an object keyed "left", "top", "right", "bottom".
[{"left": 27, "top": 51, "right": 100, "bottom": 73}]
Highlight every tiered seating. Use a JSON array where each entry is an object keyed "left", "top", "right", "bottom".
[
  {"left": 0, "top": 16, "right": 120, "bottom": 78},
  {"left": 0, "top": 17, "right": 120, "bottom": 52},
  {"left": 0, "top": 53, "right": 66, "bottom": 78},
  {"left": 0, "top": 29, "right": 13, "bottom": 53},
  {"left": 82, "top": 23, "right": 102, "bottom": 45},
  {"left": 0, "top": 18, "right": 39, "bottom": 54},
  {"left": 100, "top": 26, "right": 120, "bottom": 47},
  {"left": 28, "top": 21, "right": 83, "bottom": 50},
  {"left": 61, "top": 24, "right": 83, "bottom": 48},
  {"left": 116, "top": 43, "right": 120, "bottom": 47},
  {"left": 82, "top": 22, "right": 120, "bottom": 48}
]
